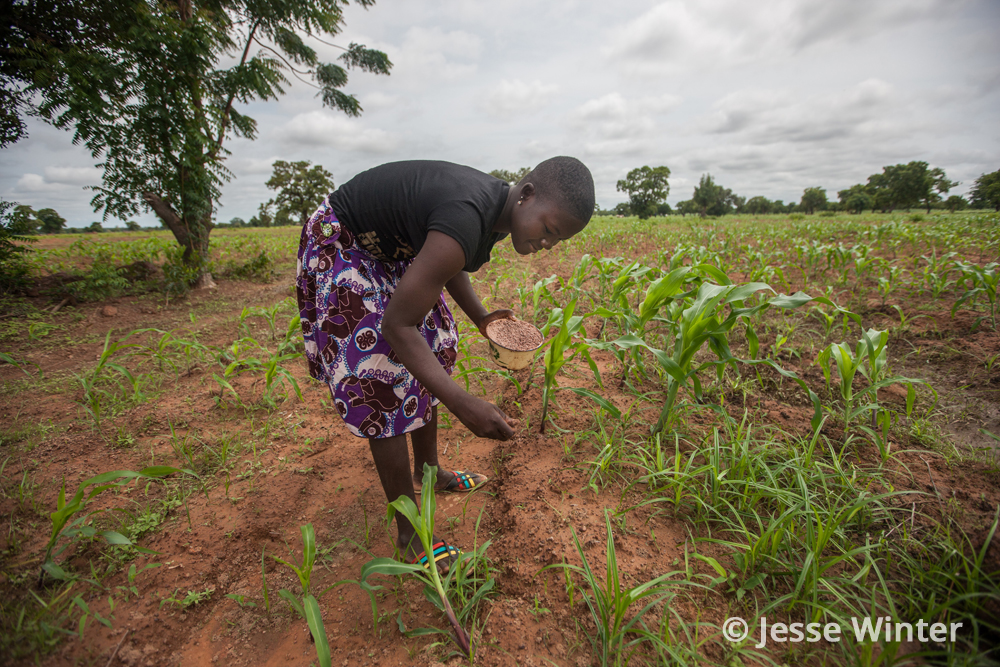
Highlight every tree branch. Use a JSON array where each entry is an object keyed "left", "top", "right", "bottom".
[
  {"left": 214, "top": 17, "right": 262, "bottom": 153},
  {"left": 306, "top": 34, "right": 349, "bottom": 52},
  {"left": 255, "top": 42, "right": 320, "bottom": 82},
  {"left": 142, "top": 192, "right": 188, "bottom": 246}
]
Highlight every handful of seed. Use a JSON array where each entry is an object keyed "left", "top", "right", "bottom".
[{"left": 485, "top": 317, "right": 543, "bottom": 351}]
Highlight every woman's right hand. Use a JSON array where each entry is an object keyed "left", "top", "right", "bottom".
[{"left": 453, "top": 395, "right": 516, "bottom": 440}]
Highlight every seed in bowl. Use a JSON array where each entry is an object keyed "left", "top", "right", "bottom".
[{"left": 486, "top": 318, "right": 542, "bottom": 351}]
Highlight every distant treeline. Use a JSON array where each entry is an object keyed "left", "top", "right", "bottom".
[
  {"left": 599, "top": 162, "right": 1000, "bottom": 219},
  {"left": 5, "top": 161, "right": 999, "bottom": 235}
]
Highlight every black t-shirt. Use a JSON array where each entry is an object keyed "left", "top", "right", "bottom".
[{"left": 328, "top": 160, "right": 510, "bottom": 272}]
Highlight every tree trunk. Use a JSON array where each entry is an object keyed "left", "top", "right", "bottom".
[{"left": 142, "top": 191, "right": 217, "bottom": 288}]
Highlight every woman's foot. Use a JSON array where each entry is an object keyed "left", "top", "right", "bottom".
[
  {"left": 413, "top": 469, "right": 489, "bottom": 493},
  {"left": 398, "top": 534, "right": 461, "bottom": 574}
]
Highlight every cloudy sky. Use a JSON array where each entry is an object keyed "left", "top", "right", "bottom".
[{"left": 2, "top": 0, "right": 998, "bottom": 227}]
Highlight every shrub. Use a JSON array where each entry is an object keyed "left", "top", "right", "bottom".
[
  {"left": 66, "top": 261, "right": 130, "bottom": 301},
  {"left": 162, "top": 247, "right": 206, "bottom": 297},
  {"left": 0, "top": 200, "right": 35, "bottom": 293},
  {"left": 221, "top": 250, "right": 274, "bottom": 282}
]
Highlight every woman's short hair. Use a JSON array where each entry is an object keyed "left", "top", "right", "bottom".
[{"left": 527, "top": 157, "right": 595, "bottom": 224}]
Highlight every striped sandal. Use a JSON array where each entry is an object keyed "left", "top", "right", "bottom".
[
  {"left": 410, "top": 540, "right": 462, "bottom": 572},
  {"left": 416, "top": 470, "right": 489, "bottom": 493}
]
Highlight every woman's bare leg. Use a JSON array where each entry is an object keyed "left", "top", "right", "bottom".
[
  {"left": 410, "top": 404, "right": 451, "bottom": 487},
  {"left": 368, "top": 434, "right": 419, "bottom": 555}
]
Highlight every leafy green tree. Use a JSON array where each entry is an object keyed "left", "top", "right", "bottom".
[
  {"left": 919, "top": 166, "right": 956, "bottom": 213},
  {"left": 0, "top": 200, "right": 35, "bottom": 291},
  {"left": 8, "top": 204, "right": 39, "bottom": 235},
  {"left": 690, "top": 173, "right": 739, "bottom": 217},
  {"left": 616, "top": 166, "right": 671, "bottom": 219},
  {"left": 2, "top": 1, "right": 133, "bottom": 146},
  {"left": 613, "top": 202, "right": 632, "bottom": 216},
  {"left": 743, "top": 196, "right": 773, "bottom": 215},
  {"left": 675, "top": 199, "right": 699, "bottom": 216},
  {"left": 656, "top": 202, "right": 673, "bottom": 215},
  {"left": 265, "top": 161, "right": 335, "bottom": 227},
  {"left": 945, "top": 195, "right": 967, "bottom": 213},
  {"left": 969, "top": 170, "right": 1000, "bottom": 211},
  {"left": 250, "top": 201, "right": 276, "bottom": 227},
  {"left": 489, "top": 167, "right": 531, "bottom": 185},
  {"left": 16, "top": 0, "right": 391, "bottom": 282},
  {"left": 866, "top": 161, "right": 954, "bottom": 213},
  {"left": 85, "top": 221, "right": 103, "bottom": 233},
  {"left": 799, "top": 187, "right": 828, "bottom": 214},
  {"left": 37, "top": 208, "right": 67, "bottom": 234},
  {"left": 838, "top": 184, "right": 872, "bottom": 214},
  {"left": 228, "top": 217, "right": 246, "bottom": 227},
  {"left": 867, "top": 165, "right": 918, "bottom": 211},
  {"left": 125, "top": 220, "right": 142, "bottom": 231}
]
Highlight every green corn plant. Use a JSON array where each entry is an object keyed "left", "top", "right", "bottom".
[
  {"left": 594, "top": 285, "right": 850, "bottom": 435},
  {"left": 952, "top": 261, "right": 999, "bottom": 330},
  {"left": 40, "top": 466, "right": 195, "bottom": 585},
  {"left": 817, "top": 328, "right": 932, "bottom": 436},
  {"left": 540, "top": 511, "right": 698, "bottom": 667},
  {"left": 596, "top": 260, "right": 727, "bottom": 384},
  {"left": 366, "top": 465, "right": 474, "bottom": 658},
  {"left": 1, "top": 351, "right": 42, "bottom": 378},
  {"left": 260, "top": 348, "right": 304, "bottom": 407},
  {"left": 921, "top": 250, "right": 958, "bottom": 297},
  {"left": 593, "top": 255, "right": 624, "bottom": 303},
  {"left": 277, "top": 314, "right": 304, "bottom": 355},
  {"left": 539, "top": 298, "right": 601, "bottom": 433},
  {"left": 593, "top": 260, "right": 656, "bottom": 382},
  {"left": 270, "top": 524, "right": 331, "bottom": 667},
  {"left": 531, "top": 274, "right": 559, "bottom": 322},
  {"left": 876, "top": 263, "right": 905, "bottom": 307},
  {"left": 213, "top": 338, "right": 302, "bottom": 408},
  {"left": 75, "top": 330, "right": 153, "bottom": 428},
  {"left": 240, "top": 299, "right": 293, "bottom": 340}
]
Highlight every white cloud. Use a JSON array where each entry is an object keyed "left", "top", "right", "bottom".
[
  {"left": 43, "top": 166, "right": 101, "bottom": 186},
  {"left": 359, "top": 91, "right": 399, "bottom": 112},
  {"left": 480, "top": 79, "right": 559, "bottom": 120},
  {"left": 569, "top": 92, "right": 679, "bottom": 146},
  {"left": 10, "top": 166, "right": 100, "bottom": 194},
  {"left": 705, "top": 79, "right": 898, "bottom": 145},
  {"left": 605, "top": 0, "right": 963, "bottom": 75},
  {"left": 14, "top": 172, "right": 84, "bottom": 193},
  {"left": 277, "top": 111, "right": 398, "bottom": 153},
  {"left": 238, "top": 157, "right": 284, "bottom": 175},
  {"left": 788, "top": 0, "right": 963, "bottom": 49},
  {"left": 388, "top": 26, "right": 483, "bottom": 84},
  {"left": 604, "top": 1, "right": 761, "bottom": 75}
]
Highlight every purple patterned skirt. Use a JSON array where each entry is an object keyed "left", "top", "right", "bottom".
[{"left": 296, "top": 196, "right": 458, "bottom": 439}]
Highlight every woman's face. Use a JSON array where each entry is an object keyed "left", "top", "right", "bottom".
[{"left": 509, "top": 195, "right": 586, "bottom": 256}]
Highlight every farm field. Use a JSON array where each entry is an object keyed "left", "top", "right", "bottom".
[{"left": 1, "top": 212, "right": 999, "bottom": 666}]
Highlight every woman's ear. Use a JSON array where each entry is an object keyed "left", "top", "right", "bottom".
[{"left": 518, "top": 182, "right": 535, "bottom": 203}]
